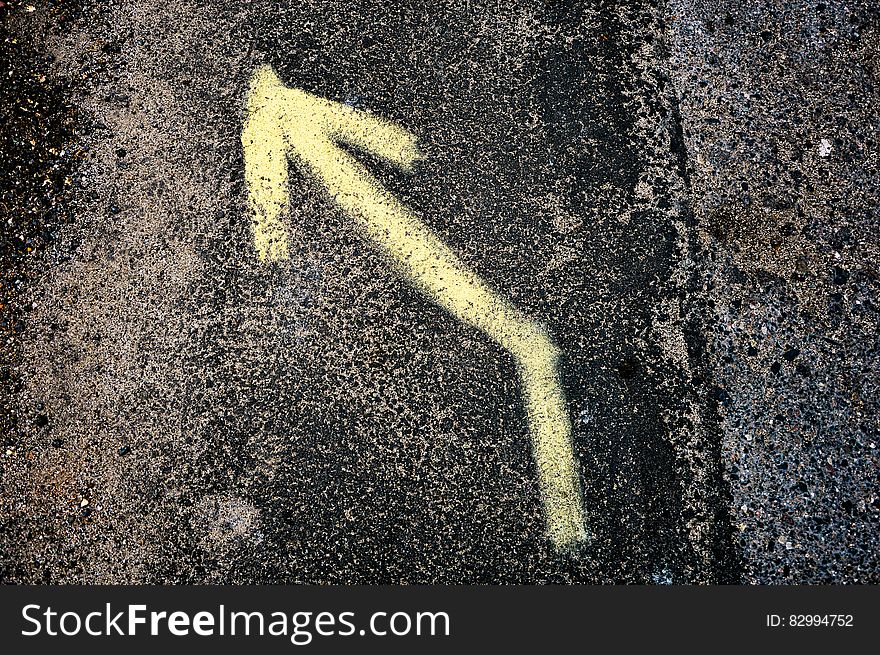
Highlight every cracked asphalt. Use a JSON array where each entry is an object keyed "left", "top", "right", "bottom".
[{"left": 1, "top": 0, "right": 877, "bottom": 583}]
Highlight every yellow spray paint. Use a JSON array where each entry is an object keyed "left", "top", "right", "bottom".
[{"left": 242, "top": 65, "right": 587, "bottom": 550}]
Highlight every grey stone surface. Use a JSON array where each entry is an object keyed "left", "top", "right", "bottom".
[{"left": 666, "top": 0, "right": 879, "bottom": 582}]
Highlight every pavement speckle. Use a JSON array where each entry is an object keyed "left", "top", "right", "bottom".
[{"left": 0, "top": 0, "right": 876, "bottom": 584}]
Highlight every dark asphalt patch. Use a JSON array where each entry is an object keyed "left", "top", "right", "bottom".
[{"left": 209, "top": 0, "right": 736, "bottom": 582}]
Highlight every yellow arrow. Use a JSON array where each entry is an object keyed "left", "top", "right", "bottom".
[{"left": 242, "top": 65, "right": 587, "bottom": 550}]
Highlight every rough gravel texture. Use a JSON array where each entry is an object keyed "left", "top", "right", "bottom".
[
  {"left": 667, "top": 0, "right": 879, "bottom": 583},
  {"left": 0, "top": 0, "right": 876, "bottom": 584}
]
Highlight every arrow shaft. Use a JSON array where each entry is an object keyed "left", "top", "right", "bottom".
[{"left": 309, "top": 144, "right": 586, "bottom": 547}]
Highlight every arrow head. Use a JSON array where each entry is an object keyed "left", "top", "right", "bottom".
[{"left": 243, "top": 66, "right": 423, "bottom": 262}]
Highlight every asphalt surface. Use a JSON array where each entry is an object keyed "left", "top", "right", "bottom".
[{"left": 0, "top": 0, "right": 876, "bottom": 584}]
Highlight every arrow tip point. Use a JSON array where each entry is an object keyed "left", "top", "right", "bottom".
[{"left": 248, "top": 65, "right": 285, "bottom": 104}]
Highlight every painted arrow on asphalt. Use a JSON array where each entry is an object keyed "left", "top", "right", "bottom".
[{"left": 241, "top": 65, "right": 587, "bottom": 550}]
